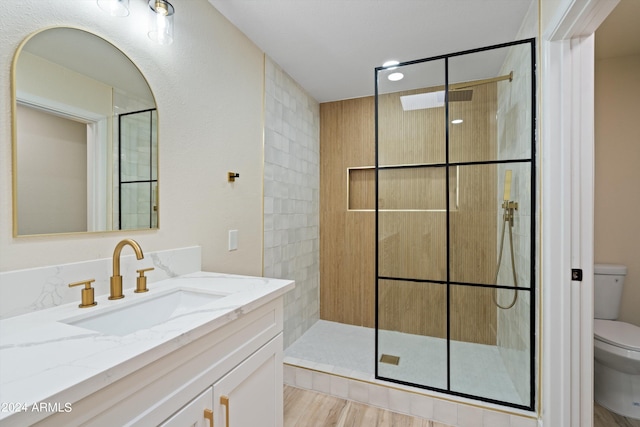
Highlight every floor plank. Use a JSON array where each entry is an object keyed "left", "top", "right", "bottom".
[
  {"left": 286, "top": 384, "right": 640, "bottom": 426},
  {"left": 285, "top": 385, "right": 347, "bottom": 427},
  {"left": 284, "top": 385, "right": 446, "bottom": 427},
  {"left": 594, "top": 402, "right": 640, "bottom": 427}
]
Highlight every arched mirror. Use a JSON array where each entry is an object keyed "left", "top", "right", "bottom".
[{"left": 12, "top": 27, "right": 158, "bottom": 236}]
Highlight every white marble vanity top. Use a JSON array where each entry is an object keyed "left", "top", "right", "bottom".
[{"left": 0, "top": 271, "right": 294, "bottom": 423}]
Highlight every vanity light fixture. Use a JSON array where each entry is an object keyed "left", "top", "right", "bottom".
[
  {"left": 97, "top": 0, "right": 130, "bottom": 17},
  {"left": 148, "top": 0, "right": 175, "bottom": 45}
]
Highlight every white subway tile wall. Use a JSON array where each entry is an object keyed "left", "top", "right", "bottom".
[{"left": 263, "top": 57, "right": 320, "bottom": 348}]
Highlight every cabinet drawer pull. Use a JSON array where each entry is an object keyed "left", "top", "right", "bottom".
[
  {"left": 220, "top": 395, "right": 230, "bottom": 427},
  {"left": 203, "top": 408, "right": 214, "bottom": 427}
]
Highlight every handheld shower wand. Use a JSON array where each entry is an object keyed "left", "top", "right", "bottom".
[{"left": 493, "top": 170, "right": 519, "bottom": 309}]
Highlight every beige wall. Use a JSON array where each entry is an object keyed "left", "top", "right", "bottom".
[
  {"left": 595, "top": 53, "right": 640, "bottom": 327},
  {"left": 17, "top": 51, "right": 114, "bottom": 118},
  {"left": 17, "top": 105, "right": 87, "bottom": 235},
  {"left": 0, "top": 0, "right": 264, "bottom": 276}
]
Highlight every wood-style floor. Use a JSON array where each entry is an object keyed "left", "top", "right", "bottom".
[
  {"left": 594, "top": 402, "right": 640, "bottom": 427},
  {"left": 284, "top": 385, "right": 452, "bottom": 427},
  {"left": 285, "top": 385, "right": 640, "bottom": 427}
]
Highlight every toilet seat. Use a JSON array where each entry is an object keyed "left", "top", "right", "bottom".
[{"left": 594, "top": 319, "right": 640, "bottom": 352}]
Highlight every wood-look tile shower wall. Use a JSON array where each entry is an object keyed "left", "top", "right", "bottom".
[{"left": 320, "top": 83, "right": 498, "bottom": 345}]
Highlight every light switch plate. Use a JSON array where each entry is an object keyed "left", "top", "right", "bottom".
[{"left": 228, "top": 230, "right": 238, "bottom": 251}]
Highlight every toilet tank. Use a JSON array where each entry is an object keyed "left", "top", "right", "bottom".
[{"left": 594, "top": 264, "right": 627, "bottom": 320}]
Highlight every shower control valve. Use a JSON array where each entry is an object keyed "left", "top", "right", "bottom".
[
  {"left": 502, "top": 200, "right": 518, "bottom": 223},
  {"left": 502, "top": 200, "right": 518, "bottom": 211}
]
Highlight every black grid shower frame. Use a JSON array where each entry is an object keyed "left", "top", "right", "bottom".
[
  {"left": 373, "top": 38, "right": 536, "bottom": 412},
  {"left": 117, "top": 108, "right": 157, "bottom": 230}
]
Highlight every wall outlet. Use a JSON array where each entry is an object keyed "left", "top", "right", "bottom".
[{"left": 228, "top": 230, "right": 238, "bottom": 251}]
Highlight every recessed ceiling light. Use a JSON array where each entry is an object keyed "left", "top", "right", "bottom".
[
  {"left": 451, "top": 119, "right": 464, "bottom": 124},
  {"left": 388, "top": 72, "right": 404, "bottom": 81},
  {"left": 383, "top": 60, "right": 399, "bottom": 69}
]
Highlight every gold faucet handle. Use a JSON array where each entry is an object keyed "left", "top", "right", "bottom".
[
  {"left": 68, "top": 279, "right": 97, "bottom": 308},
  {"left": 135, "top": 268, "right": 154, "bottom": 293}
]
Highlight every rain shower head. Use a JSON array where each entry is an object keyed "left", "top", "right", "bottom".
[{"left": 399, "top": 71, "right": 512, "bottom": 111}]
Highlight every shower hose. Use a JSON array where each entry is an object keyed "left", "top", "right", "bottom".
[{"left": 493, "top": 205, "right": 518, "bottom": 309}]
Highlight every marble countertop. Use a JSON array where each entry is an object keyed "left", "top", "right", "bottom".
[{"left": 0, "top": 271, "right": 294, "bottom": 424}]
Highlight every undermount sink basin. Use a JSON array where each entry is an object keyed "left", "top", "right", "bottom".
[{"left": 63, "top": 290, "right": 224, "bottom": 336}]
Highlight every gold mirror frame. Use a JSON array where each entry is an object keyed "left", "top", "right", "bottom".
[{"left": 11, "top": 27, "right": 159, "bottom": 236}]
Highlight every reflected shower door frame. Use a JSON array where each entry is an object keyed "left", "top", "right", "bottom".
[{"left": 117, "top": 108, "right": 158, "bottom": 230}]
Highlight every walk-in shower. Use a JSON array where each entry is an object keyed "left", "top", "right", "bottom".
[{"left": 375, "top": 39, "right": 536, "bottom": 410}]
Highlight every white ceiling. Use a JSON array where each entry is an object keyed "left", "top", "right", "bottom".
[
  {"left": 21, "top": 1, "right": 639, "bottom": 106},
  {"left": 209, "top": 0, "right": 640, "bottom": 103},
  {"left": 209, "top": 0, "right": 535, "bottom": 103}
]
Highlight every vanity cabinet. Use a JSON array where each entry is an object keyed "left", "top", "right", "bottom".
[
  {"left": 211, "top": 334, "right": 282, "bottom": 427},
  {"left": 160, "top": 335, "right": 282, "bottom": 427},
  {"left": 29, "top": 297, "right": 285, "bottom": 427},
  {"left": 159, "top": 387, "right": 213, "bottom": 427}
]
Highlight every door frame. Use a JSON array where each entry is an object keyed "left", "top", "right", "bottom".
[
  {"left": 16, "top": 92, "right": 110, "bottom": 232},
  {"left": 540, "top": 0, "right": 619, "bottom": 426}
]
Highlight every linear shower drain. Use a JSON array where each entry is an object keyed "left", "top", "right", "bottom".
[{"left": 379, "top": 354, "right": 400, "bottom": 365}]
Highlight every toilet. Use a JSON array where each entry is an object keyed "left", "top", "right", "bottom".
[{"left": 594, "top": 263, "right": 640, "bottom": 420}]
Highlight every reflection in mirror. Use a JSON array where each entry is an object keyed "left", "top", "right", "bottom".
[{"left": 12, "top": 27, "right": 158, "bottom": 236}]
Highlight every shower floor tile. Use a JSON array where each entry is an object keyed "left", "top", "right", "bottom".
[{"left": 285, "top": 320, "right": 525, "bottom": 406}]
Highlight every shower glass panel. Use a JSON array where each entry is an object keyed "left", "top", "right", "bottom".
[
  {"left": 378, "top": 207, "right": 448, "bottom": 282},
  {"left": 377, "top": 59, "right": 446, "bottom": 166},
  {"left": 448, "top": 284, "right": 533, "bottom": 406},
  {"left": 378, "top": 280, "right": 447, "bottom": 388},
  {"left": 448, "top": 163, "right": 532, "bottom": 288},
  {"left": 118, "top": 109, "right": 158, "bottom": 230},
  {"left": 375, "top": 39, "right": 535, "bottom": 411},
  {"left": 449, "top": 44, "right": 533, "bottom": 164}
]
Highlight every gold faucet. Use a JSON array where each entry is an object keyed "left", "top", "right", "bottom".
[{"left": 109, "top": 239, "right": 144, "bottom": 300}]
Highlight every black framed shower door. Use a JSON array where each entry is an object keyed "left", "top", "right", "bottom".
[{"left": 374, "top": 38, "right": 536, "bottom": 411}]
